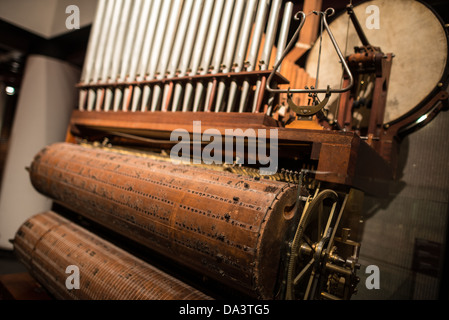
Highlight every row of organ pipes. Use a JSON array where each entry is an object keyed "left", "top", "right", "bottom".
[{"left": 78, "top": 0, "right": 314, "bottom": 115}]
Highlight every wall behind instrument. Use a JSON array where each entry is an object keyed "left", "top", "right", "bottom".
[
  {"left": 0, "top": 0, "right": 98, "bottom": 39},
  {"left": 355, "top": 95, "right": 449, "bottom": 300},
  {"left": 0, "top": 1, "right": 97, "bottom": 250}
]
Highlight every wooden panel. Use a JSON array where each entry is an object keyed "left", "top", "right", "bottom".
[{"left": 68, "top": 111, "right": 393, "bottom": 194}]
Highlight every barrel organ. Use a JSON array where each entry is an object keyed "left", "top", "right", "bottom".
[{"left": 12, "top": 0, "right": 449, "bottom": 300}]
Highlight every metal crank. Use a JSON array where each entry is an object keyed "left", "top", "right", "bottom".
[{"left": 283, "top": 180, "right": 361, "bottom": 300}]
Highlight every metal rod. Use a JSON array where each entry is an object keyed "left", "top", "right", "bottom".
[
  {"left": 121, "top": 0, "right": 146, "bottom": 111},
  {"left": 87, "top": 0, "right": 115, "bottom": 111},
  {"left": 255, "top": 75, "right": 267, "bottom": 112},
  {"left": 106, "top": 0, "right": 132, "bottom": 112},
  {"left": 96, "top": 0, "right": 123, "bottom": 111},
  {"left": 346, "top": 4, "right": 370, "bottom": 47},
  {"left": 141, "top": 0, "right": 173, "bottom": 111},
  {"left": 238, "top": 0, "right": 270, "bottom": 113},
  {"left": 161, "top": 0, "right": 195, "bottom": 111},
  {"left": 260, "top": 0, "right": 282, "bottom": 71},
  {"left": 76, "top": 70, "right": 278, "bottom": 89},
  {"left": 171, "top": 0, "right": 205, "bottom": 111},
  {"left": 266, "top": 1, "right": 293, "bottom": 114},
  {"left": 112, "top": 0, "right": 143, "bottom": 111},
  {"left": 202, "top": 0, "right": 235, "bottom": 112},
  {"left": 275, "top": 2, "right": 293, "bottom": 72},
  {"left": 187, "top": 0, "right": 228, "bottom": 112},
  {"left": 214, "top": 0, "right": 246, "bottom": 112},
  {"left": 167, "top": 0, "right": 198, "bottom": 76},
  {"left": 102, "top": 0, "right": 129, "bottom": 111},
  {"left": 121, "top": 0, "right": 153, "bottom": 112},
  {"left": 79, "top": 0, "right": 107, "bottom": 110},
  {"left": 150, "top": 0, "right": 183, "bottom": 111},
  {"left": 193, "top": 0, "right": 228, "bottom": 112},
  {"left": 226, "top": 0, "right": 258, "bottom": 112},
  {"left": 251, "top": 0, "right": 281, "bottom": 113},
  {"left": 131, "top": 0, "right": 162, "bottom": 112}
]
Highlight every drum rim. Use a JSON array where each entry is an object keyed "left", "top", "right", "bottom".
[
  {"left": 386, "top": 0, "right": 449, "bottom": 127},
  {"left": 306, "top": 0, "right": 449, "bottom": 127}
]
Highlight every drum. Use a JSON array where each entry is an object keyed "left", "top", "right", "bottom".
[{"left": 305, "top": 0, "right": 449, "bottom": 125}]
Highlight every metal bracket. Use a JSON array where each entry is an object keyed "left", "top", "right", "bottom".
[
  {"left": 267, "top": 8, "right": 354, "bottom": 115},
  {"left": 288, "top": 85, "right": 331, "bottom": 116}
]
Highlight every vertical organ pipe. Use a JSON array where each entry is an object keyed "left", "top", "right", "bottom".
[
  {"left": 226, "top": 0, "right": 258, "bottom": 112},
  {"left": 79, "top": 0, "right": 106, "bottom": 110},
  {"left": 87, "top": 0, "right": 115, "bottom": 111},
  {"left": 96, "top": 0, "right": 123, "bottom": 111},
  {"left": 252, "top": 0, "right": 281, "bottom": 112},
  {"left": 238, "top": 0, "right": 270, "bottom": 112},
  {"left": 171, "top": 0, "right": 205, "bottom": 111},
  {"left": 106, "top": 0, "right": 132, "bottom": 112},
  {"left": 150, "top": 0, "right": 184, "bottom": 112},
  {"left": 213, "top": 0, "right": 246, "bottom": 112},
  {"left": 266, "top": 1, "right": 294, "bottom": 114},
  {"left": 141, "top": 0, "right": 173, "bottom": 111},
  {"left": 199, "top": 0, "right": 235, "bottom": 112},
  {"left": 113, "top": 0, "right": 143, "bottom": 112},
  {"left": 131, "top": 0, "right": 162, "bottom": 112},
  {"left": 161, "top": 0, "right": 195, "bottom": 111},
  {"left": 275, "top": 2, "right": 293, "bottom": 72},
  {"left": 122, "top": 0, "right": 154, "bottom": 112},
  {"left": 183, "top": 0, "right": 218, "bottom": 112}
]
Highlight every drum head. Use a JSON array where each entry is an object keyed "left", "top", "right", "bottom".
[{"left": 305, "top": 0, "right": 449, "bottom": 124}]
